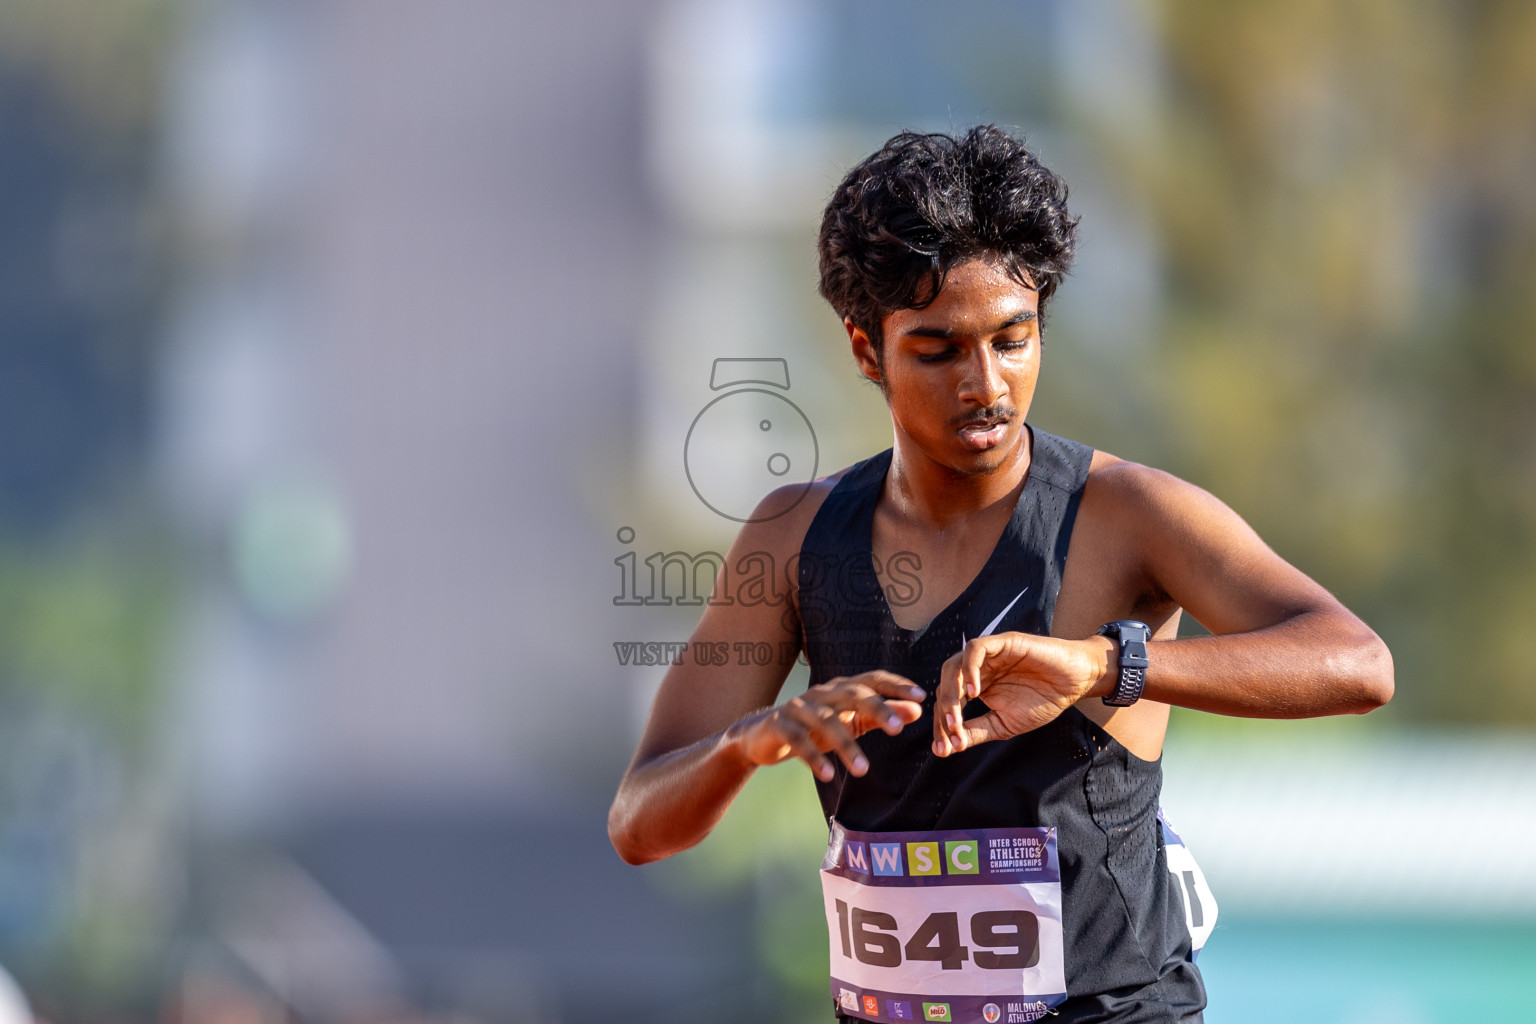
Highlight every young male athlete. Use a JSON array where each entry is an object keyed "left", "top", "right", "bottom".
[{"left": 609, "top": 126, "right": 1393, "bottom": 1022}]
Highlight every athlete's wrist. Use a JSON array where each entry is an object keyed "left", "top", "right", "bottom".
[
  {"left": 719, "top": 710, "right": 772, "bottom": 770},
  {"left": 1084, "top": 634, "right": 1119, "bottom": 700}
]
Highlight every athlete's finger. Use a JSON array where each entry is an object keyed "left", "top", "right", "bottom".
[
  {"left": 883, "top": 697, "right": 926, "bottom": 731},
  {"left": 932, "top": 651, "right": 960, "bottom": 707},
  {"left": 857, "top": 670, "right": 927, "bottom": 703},
  {"left": 789, "top": 702, "right": 869, "bottom": 776},
  {"left": 837, "top": 680, "right": 924, "bottom": 732},
  {"left": 858, "top": 672, "right": 928, "bottom": 734},
  {"left": 934, "top": 637, "right": 1008, "bottom": 752},
  {"left": 932, "top": 653, "right": 964, "bottom": 754},
  {"left": 939, "top": 642, "right": 990, "bottom": 741},
  {"left": 956, "top": 710, "right": 1007, "bottom": 750},
  {"left": 773, "top": 715, "right": 835, "bottom": 782},
  {"left": 954, "top": 635, "right": 1011, "bottom": 743},
  {"left": 813, "top": 672, "right": 923, "bottom": 736},
  {"left": 959, "top": 635, "right": 1001, "bottom": 701},
  {"left": 852, "top": 692, "right": 910, "bottom": 735}
]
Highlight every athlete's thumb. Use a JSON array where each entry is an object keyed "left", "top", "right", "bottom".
[{"left": 940, "top": 711, "right": 1005, "bottom": 754}]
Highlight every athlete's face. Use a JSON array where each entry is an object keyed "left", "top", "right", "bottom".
[{"left": 849, "top": 258, "right": 1041, "bottom": 476}]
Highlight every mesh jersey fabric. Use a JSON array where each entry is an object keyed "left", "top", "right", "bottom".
[{"left": 798, "top": 427, "right": 1206, "bottom": 1024}]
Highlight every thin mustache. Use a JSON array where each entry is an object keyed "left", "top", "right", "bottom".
[{"left": 953, "top": 406, "right": 1016, "bottom": 429}]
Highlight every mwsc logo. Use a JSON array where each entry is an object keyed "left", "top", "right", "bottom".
[{"left": 841, "top": 839, "right": 980, "bottom": 877}]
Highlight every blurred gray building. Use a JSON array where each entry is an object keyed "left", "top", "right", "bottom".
[{"left": 158, "top": 0, "right": 760, "bottom": 1019}]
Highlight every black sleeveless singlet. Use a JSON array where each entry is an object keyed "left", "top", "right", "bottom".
[{"left": 798, "top": 428, "right": 1206, "bottom": 1023}]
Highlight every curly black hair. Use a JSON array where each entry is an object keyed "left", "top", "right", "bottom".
[{"left": 817, "top": 125, "right": 1078, "bottom": 354}]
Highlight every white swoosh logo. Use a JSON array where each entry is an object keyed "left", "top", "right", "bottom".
[{"left": 961, "top": 588, "right": 1029, "bottom": 650}]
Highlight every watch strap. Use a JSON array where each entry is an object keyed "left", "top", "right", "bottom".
[{"left": 1097, "top": 620, "right": 1150, "bottom": 707}]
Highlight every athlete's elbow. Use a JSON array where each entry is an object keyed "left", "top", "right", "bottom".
[
  {"left": 608, "top": 799, "right": 652, "bottom": 866},
  {"left": 608, "top": 822, "right": 648, "bottom": 866},
  {"left": 1344, "top": 633, "right": 1394, "bottom": 713},
  {"left": 609, "top": 793, "right": 680, "bottom": 865},
  {"left": 611, "top": 836, "right": 656, "bottom": 867}
]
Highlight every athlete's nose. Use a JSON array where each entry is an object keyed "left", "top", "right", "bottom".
[{"left": 958, "top": 344, "right": 1008, "bottom": 407}]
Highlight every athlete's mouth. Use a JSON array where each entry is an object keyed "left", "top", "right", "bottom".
[{"left": 956, "top": 412, "right": 1012, "bottom": 451}]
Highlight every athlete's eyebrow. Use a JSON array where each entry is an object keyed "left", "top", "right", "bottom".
[
  {"left": 996, "top": 310, "right": 1038, "bottom": 328},
  {"left": 902, "top": 310, "right": 1037, "bottom": 340}
]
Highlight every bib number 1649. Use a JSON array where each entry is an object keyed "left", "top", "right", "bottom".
[{"left": 834, "top": 900, "right": 1040, "bottom": 971}]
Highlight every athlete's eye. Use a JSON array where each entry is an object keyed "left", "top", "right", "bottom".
[
  {"left": 995, "top": 337, "right": 1031, "bottom": 354},
  {"left": 916, "top": 347, "right": 957, "bottom": 364}
]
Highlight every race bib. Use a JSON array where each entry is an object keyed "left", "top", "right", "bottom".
[
  {"left": 1158, "top": 808, "right": 1217, "bottom": 959},
  {"left": 821, "top": 820, "right": 1066, "bottom": 1024}
]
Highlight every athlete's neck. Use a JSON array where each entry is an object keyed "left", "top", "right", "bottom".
[{"left": 885, "top": 425, "right": 1033, "bottom": 529}]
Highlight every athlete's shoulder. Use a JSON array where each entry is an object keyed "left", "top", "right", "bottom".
[
  {"left": 730, "top": 454, "right": 878, "bottom": 559},
  {"left": 1086, "top": 448, "right": 1187, "bottom": 496},
  {"left": 1081, "top": 449, "right": 1236, "bottom": 536},
  {"left": 1086, "top": 449, "right": 1166, "bottom": 489}
]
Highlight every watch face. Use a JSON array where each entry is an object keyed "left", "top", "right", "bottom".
[{"left": 684, "top": 387, "right": 819, "bottom": 522}]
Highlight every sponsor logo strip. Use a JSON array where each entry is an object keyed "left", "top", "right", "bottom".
[
  {"left": 829, "top": 981, "right": 1065, "bottom": 1024},
  {"left": 827, "top": 824, "right": 1059, "bottom": 887}
]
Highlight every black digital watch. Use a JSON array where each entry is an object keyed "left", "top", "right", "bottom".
[{"left": 1096, "top": 619, "right": 1151, "bottom": 707}]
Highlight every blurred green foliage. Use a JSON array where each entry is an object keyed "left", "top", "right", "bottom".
[
  {"left": 0, "top": 0, "right": 177, "bottom": 139},
  {"left": 0, "top": 0, "right": 179, "bottom": 723},
  {"left": 1034, "top": 0, "right": 1536, "bottom": 726},
  {"left": 0, "top": 528, "right": 175, "bottom": 745},
  {"left": 0, "top": 0, "right": 182, "bottom": 1010}
]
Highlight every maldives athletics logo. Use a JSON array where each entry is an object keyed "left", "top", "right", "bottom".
[{"left": 982, "top": 1004, "right": 1002, "bottom": 1023}]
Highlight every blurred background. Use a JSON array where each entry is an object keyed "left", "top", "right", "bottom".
[{"left": 0, "top": 0, "right": 1533, "bottom": 1021}]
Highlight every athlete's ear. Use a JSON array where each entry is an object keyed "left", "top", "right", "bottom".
[{"left": 846, "top": 318, "right": 883, "bottom": 387}]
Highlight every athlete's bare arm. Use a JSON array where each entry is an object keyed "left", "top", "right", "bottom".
[
  {"left": 608, "top": 480, "right": 927, "bottom": 866},
  {"left": 931, "top": 452, "right": 1394, "bottom": 758}
]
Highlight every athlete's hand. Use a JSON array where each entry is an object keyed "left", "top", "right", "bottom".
[
  {"left": 931, "top": 633, "right": 1114, "bottom": 756},
  {"left": 727, "top": 671, "right": 927, "bottom": 782}
]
